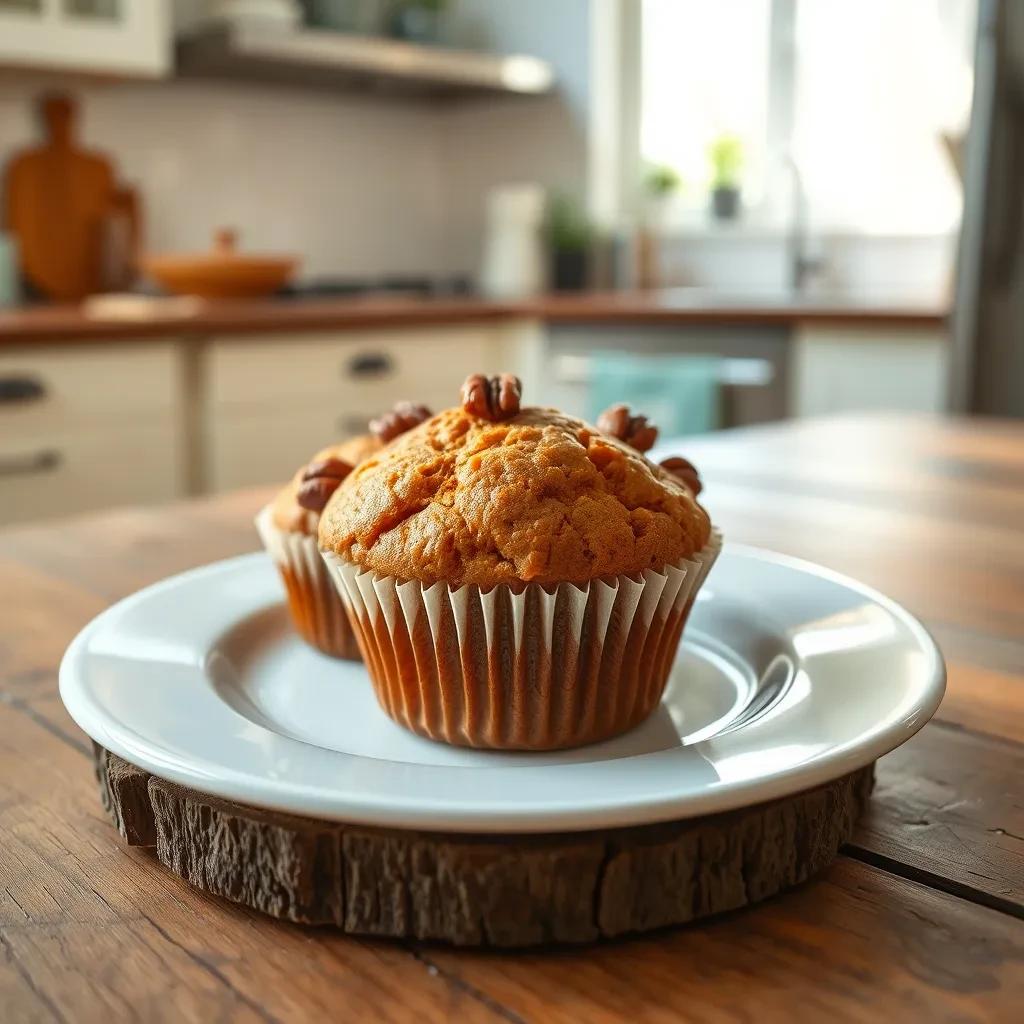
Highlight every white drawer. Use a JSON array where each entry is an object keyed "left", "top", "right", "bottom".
[
  {"left": 206, "top": 405, "right": 358, "bottom": 492},
  {"left": 0, "top": 422, "right": 184, "bottom": 526},
  {"left": 206, "top": 327, "right": 499, "bottom": 412},
  {"left": 0, "top": 342, "right": 182, "bottom": 442}
]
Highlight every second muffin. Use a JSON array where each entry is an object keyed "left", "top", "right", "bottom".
[
  {"left": 256, "top": 402, "right": 431, "bottom": 659},
  {"left": 319, "top": 375, "right": 720, "bottom": 749}
]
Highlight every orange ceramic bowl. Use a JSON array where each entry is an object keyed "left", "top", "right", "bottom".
[{"left": 142, "top": 228, "right": 298, "bottom": 299}]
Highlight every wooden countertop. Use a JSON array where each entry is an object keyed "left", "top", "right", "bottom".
[
  {"left": 1, "top": 413, "right": 1020, "bottom": 1021},
  {"left": 537, "top": 288, "right": 948, "bottom": 329},
  {"left": 0, "top": 289, "right": 948, "bottom": 345}
]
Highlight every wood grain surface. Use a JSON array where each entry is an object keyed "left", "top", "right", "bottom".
[
  {"left": 2, "top": 414, "right": 1022, "bottom": 1021},
  {"left": 90, "top": 746, "right": 873, "bottom": 947}
]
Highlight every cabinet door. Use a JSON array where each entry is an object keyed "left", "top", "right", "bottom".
[
  {"left": 0, "top": 341, "right": 185, "bottom": 526},
  {"left": 791, "top": 327, "right": 949, "bottom": 418},
  {"left": 0, "top": 0, "right": 170, "bottom": 77},
  {"left": 207, "top": 326, "right": 497, "bottom": 413},
  {"left": 0, "top": 421, "right": 181, "bottom": 525},
  {"left": 0, "top": 341, "right": 180, "bottom": 441},
  {"left": 204, "top": 326, "right": 502, "bottom": 491},
  {"left": 209, "top": 406, "right": 357, "bottom": 494}
]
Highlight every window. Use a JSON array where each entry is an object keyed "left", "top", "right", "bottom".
[
  {"left": 638, "top": 0, "right": 976, "bottom": 234},
  {"left": 641, "top": 0, "right": 772, "bottom": 214},
  {"left": 792, "top": 0, "right": 975, "bottom": 234}
]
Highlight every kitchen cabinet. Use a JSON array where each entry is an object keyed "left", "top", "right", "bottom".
[
  {"left": 0, "top": 310, "right": 948, "bottom": 526},
  {"left": 0, "top": 0, "right": 170, "bottom": 78},
  {"left": 0, "top": 341, "right": 186, "bottom": 525},
  {"left": 202, "top": 324, "right": 506, "bottom": 491},
  {"left": 791, "top": 326, "right": 949, "bottom": 417}
]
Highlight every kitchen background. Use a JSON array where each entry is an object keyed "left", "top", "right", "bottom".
[{"left": 0, "top": 0, "right": 1000, "bottom": 526}]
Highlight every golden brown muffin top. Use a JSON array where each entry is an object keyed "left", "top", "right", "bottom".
[
  {"left": 318, "top": 406, "right": 711, "bottom": 588},
  {"left": 271, "top": 434, "right": 382, "bottom": 535}
]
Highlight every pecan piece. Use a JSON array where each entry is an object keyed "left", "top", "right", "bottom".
[
  {"left": 596, "top": 403, "right": 658, "bottom": 453},
  {"left": 369, "top": 401, "right": 432, "bottom": 443},
  {"left": 660, "top": 455, "right": 703, "bottom": 496},
  {"left": 296, "top": 456, "right": 353, "bottom": 513},
  {"left": 460, "top": 373, "right": 522, "bottom": 421}
]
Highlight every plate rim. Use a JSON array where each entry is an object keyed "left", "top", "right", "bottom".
[{"left": 59, "top": 544, "right": 946, "bottom": 833}]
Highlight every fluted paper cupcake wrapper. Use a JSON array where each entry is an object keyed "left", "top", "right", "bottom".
[
  {"left": 255, "top": 506, "right": 362, "bottom": 661},
  {"left": 321, "top": 529, "right": 722, "bottom": 750}
]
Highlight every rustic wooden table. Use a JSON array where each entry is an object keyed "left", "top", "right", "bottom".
[{"left": 1, "top": 414, "right": 1022, "bottom": 1022}]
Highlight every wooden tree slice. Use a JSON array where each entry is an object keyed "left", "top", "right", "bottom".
[{"left": 92, "top": 745, "right": 874, "bottom": 947}]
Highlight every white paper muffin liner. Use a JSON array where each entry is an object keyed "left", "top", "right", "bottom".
[
  {"left": 255, "top": 505, "right": 362, "bottom": 661},
  {"left": 321, "top": 529, "right": 722, "bottom": 750}
]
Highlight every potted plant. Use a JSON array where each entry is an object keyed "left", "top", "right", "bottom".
[
  {"left": 643, "top": 163, "right": 681, "bottom": 227},
  {"left": 302, "top": 1, "right": 385, "bottom": 34},
  {"left": 546, "top": 193, "right": 592, "bottom": 292},
  {"left": 634, "top": 163, "right": 681, "bottom": 289},
  {"left": 388, "top": 0, "right": 449, "bottom": 44},
  {"left": 708, "top": 134, "right": 743, "bottom": 220}
]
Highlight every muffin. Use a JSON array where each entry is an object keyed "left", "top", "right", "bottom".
[
  {"left": 255, "top": 402, "right": 431, "bottom": 659},
  {"left": 319, "top": 374, "right": 720, "bottom": 748}
]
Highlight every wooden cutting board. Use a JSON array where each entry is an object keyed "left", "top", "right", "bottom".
[{"left": 3, "top": 94, "right": 118, "bottom": 301}]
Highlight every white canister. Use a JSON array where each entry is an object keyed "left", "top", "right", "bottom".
[{"left": 479, "top": 184, "right": 546, "bottom": 299}]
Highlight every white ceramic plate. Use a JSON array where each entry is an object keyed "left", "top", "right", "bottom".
[{"left": 60, "top": 546, "right": 944, "bottom": 834}]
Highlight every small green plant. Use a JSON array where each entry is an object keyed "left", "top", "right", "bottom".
[
  {"left": 546, "top": 193, "right": 592, "bottom": 253},
  {"left": 644, "top": 163, "right": 681, "bottom": 198},
  {"left": 708, "top": 135, "right": 744, "bottom": 189}
]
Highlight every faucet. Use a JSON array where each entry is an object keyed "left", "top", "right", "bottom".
[{"left": 784, "top": 155, "right": 825, "bottom": 292}]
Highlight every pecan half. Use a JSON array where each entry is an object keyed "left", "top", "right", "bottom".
[
  {"left": 460, "top": 373, "right": 522, "bottom": 421},
  {"left": 660, "top": 455, "right": 703, "bottom": 496},
  {"left": 596, "top": 404, "right": 658, "bottom": 453},
  {"left": 296, "top": 456, "right": 353, "bottom": 513},
  {"left": 369, "top": 401, "right": 432, "bottom": 443}
]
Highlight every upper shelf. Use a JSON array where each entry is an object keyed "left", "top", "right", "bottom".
[{"left": 176, "top": 21, "right": 555, "bottom": 100}]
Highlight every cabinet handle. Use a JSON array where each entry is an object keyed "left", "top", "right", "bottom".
[
  {"left": 0, "top": 449, "right": 61, "bottom": 478},
  {"left": 0, "top": 375, "right": 47, "bottom": 405},
  {"left": 345, "top": 352, "right": 394, "bottom": 378}
]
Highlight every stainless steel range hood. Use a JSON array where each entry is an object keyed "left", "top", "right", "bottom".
[{"left": 177, "top": 20, "right": 555, "bottom": 100}]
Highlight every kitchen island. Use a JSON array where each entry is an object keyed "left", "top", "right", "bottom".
[
  {"left": 0, "top": 414, "right": 1019, "bottom": 1021},
  {"left": 0, "top": 291, "right": 948, "bottom": 526}
]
